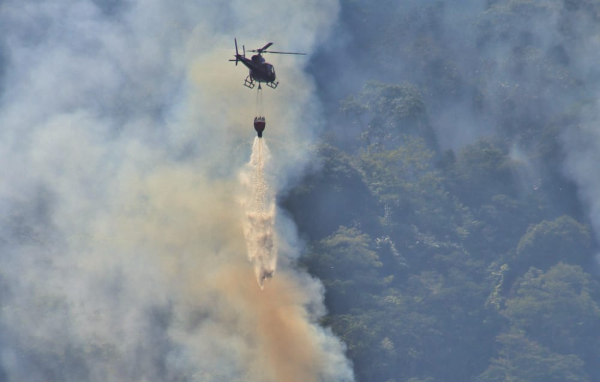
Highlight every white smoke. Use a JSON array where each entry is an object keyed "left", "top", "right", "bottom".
[
  {"left": 555, "top": 10, "right": 600, "bottom": 268},
  {"left": 561, "top": 102, "right": 600, "bottom": 241},
  {"left": 0, "top": 0, "right": 353, "bottom": 381}
]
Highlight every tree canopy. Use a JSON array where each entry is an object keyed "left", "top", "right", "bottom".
[{"left": 286, "top": 1, "right": 600, "bottom": 381}]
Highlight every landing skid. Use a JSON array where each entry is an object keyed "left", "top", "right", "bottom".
[
  {"left": 243, "top": 77, "right": 278, "bottom": 90},
  {"left": 244, "top": 76, "right": 255, "bottom": 89}
]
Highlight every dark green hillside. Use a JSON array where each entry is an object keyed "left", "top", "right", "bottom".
[{"left": 295, "top": 0, "right": 600, "bottom": 381}]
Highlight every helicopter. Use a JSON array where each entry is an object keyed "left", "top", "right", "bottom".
[{"left": 229, "top": 38, "right": 305, "bottom": 89}]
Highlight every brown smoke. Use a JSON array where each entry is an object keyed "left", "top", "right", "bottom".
[
  {"left": 214, "top": 266, "right": 324, "bottom": 382},
  {"left": 92, "top": 161, "right": 348, "bottom": 382},
  {"left": 0, "top": 2, "right": 354, "bottom": 380}
]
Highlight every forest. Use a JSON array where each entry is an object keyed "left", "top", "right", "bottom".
[{"left": 286, "top": 0, "right": 600, "bottom": 381}]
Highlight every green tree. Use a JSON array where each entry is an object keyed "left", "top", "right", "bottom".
[
  {"left": 472, "top": 194, "right": 546, "bottom": 260},
  {"left": 305, "top": 226, "right": 384, "bottom": 313},
  {"left": 282, "top": 143, "right": 378, "bottom": 240},
  {"left": 341, "top": 81, "right": 434, "bottom": 149},
  {"left": 478, "top": 329, "right": 589, "bottom": 382},
  {"left": 514, "top": 216, "right": 591, "bottom": 270},
  {"left": 359, "top": 135, "right": 468, "bottom": 241},
  {"left": 449, "top": 140, "right": 518, "bottom": 208},
  {"left": 503, "top": 264, "right": 600, "bottom": 365}
]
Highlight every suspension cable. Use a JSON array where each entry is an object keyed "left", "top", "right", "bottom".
[{"left": 255, "top": 86, "right": 264, "bottom": 117}]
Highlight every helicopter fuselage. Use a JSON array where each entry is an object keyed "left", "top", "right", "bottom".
[{"left": 238, "top": 54, "right": 276, "bottom": 83}]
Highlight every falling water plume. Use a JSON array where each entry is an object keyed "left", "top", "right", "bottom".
[{"left": 241, "top": 138, "right": 277, "bottom": 289}]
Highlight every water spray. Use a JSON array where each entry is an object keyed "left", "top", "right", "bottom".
[{"left": 241, "top": 137, "right": 277, "bottom": 288}]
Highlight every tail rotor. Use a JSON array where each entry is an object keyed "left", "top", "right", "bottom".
[{"left": 229, "top": 38, "right": 240, "bottom": 66}]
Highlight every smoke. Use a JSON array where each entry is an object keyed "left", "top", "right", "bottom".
[
  {"left": 561, "top": 101, "right": 600, "bottom": 259},
  {"left": 0, "top": 0, "right": 353, "bottom": 381},
  {"left": 311, "top": 0, "right": 600, "bottom": 232}
]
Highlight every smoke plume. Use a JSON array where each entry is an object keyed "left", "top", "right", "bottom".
[{"left": 0, "top": 0, "right": 353, "bottom": 381}]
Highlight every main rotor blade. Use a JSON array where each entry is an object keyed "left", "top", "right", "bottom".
[
  {"left": 263, "top": 50, "right": 306, "bottom": 55},
  {"left": 260, "top": 42, "right": 273, "bottom": 51}
]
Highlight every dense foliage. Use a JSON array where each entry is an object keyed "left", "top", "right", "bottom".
[{"left": 291, "top": 0, "right": 600, "bottom": 381}]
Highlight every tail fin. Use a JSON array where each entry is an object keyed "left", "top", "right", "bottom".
[
  {"left": 235, "top": 38, "right": 239, "bottom": 56},
  {"left": 229, "top": 38, "right": 239, "bottom": 66}
]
